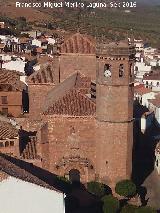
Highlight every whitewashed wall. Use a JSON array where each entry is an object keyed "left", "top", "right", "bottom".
[{"left": 0, "top": 176, "right": 65, "bottom": 213}]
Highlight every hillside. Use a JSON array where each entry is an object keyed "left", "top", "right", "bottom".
[{"left": 0, "top": 0, "right": 160, "bottom": 46}]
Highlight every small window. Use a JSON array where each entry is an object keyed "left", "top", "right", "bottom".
[
  {"left": 157, "top": 82, "right": 159, "bottom": 87},
  {"left": 10, "top": 141, "right": 14, "bottom": 146},
  {"left": 1, "top": 96, "right": 8, "bottom": 104},
  {"left": 119, "top": 64, "right": 124, "bottom": 77},
  {"left": 2, "top": 108, "right": 8, "bottom": 114},
  {"left": 0, "top": 142, "right": 4, "bottom": 147},
  {"left": 104, "top": 64, "right": 111, "bottom": 78},
  {"left": 5, "top": 141, "right": 9, "bottom": 147},
  {"left": 146, "top": 81, "right": 148, "bottom": 88}
]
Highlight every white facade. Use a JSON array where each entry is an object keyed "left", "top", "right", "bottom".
[
  {"left": 32, "top": 39, "right": 42, "bottom": 47},
  {"left": 2, "top": 60, "right": 26, "bottom": 73},
  {"left": 143, "top": 79, "right": 160, "bottom": 92},
  {"left": 144, "top": 47, "right": 157, "bottom": 55},
  {"left": 0, "top": 176, "right": 65, "bottom": 213},
  {"left": 134, "top": 62, "right": 152, "bottom": 80},
  {"left": 135, "top": 92, "right": 156, "bottom": 108},
  {"left": 21, "top": 31, "right": 41, "bottom": 38},
  {"left": 47, "top": 37, "right": 55, "bottom": 45},
  {"left": 134, "top": 41, "right": 144, "bottom": 51}
]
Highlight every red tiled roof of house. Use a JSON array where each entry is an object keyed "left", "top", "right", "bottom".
[
  {"left": 134, "top": 85, "right": 152, "bottom": 95},
  {"left": 0, "top": 153, "right": 63, "bottom": 193},
  {"left": 36, "top": 47, "right": 42, "bottom": 53},
  {"left": 143, "top": 71, "right": 160, "bottom": 80},
  {"left": 0, "top": 43, "right": 5, "bottom": 49},
  {"left": 44, "top": 88, "right": 96, "bottom": 116},
  {"left": 19, "top": 37, "right": 29, "bottom": 44},
  {"left": 0, "top": 69, "right": 25, "bottom": 91},
  {"left": 0, "top": 121, "right": 18, "bottom": 140}
]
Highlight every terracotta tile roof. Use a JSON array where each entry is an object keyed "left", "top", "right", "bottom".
[
  {"left": 0, "top": 121, "right": 18, "bottom": 140},
  {"left": 44, "top": 88, "right": 96, "bottom": 116},
  {"left": 21, "top": 138, "right": 37, "bottom": 160},
  {"left": 143, "top": 71, "right": 160, "bottom": 80},
  {"left": 19, "top": 37, "right": 30, "bottom": 44},
  {"left": 60, "top": 32, "right": 95, "bottom": 54},
  {"left": 43, "top": 72, "right": 94, "bottom": 116},
  {"left": 134, "top": 85, "right": 152, "bottom": 95},
  {"left": 0, "top": 43, "right": 5, "bottom": 49},
  {"left": 0, "top": 153, "right": 63, "bottom": 192},
  {"left": 0, "top": 69, "right": 25, "bottom": 91},
  {"left": 36, "top": 47, "right": 42, "bottom": 53}
]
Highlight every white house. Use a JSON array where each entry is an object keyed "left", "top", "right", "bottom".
[
  {"left": 2, "top": 60, "right": 26, "bottom": 73},
  {"left": 32, "top": 39, "right": 42, "bottom": 47},
  {"left": 0, "top": 154, "right": 65, "bottom": 213},
  {"left": 144, "top": 47, "right": 157, "bottom": 56},
  {"left": 134, "top": 85, "right": 156, "bottom": 108},
  {"left": 134, "top": 39, "right": 144, "bottom": 51},
  {"left": 143, "top": 72, "right": 160, "bottom": 92},
  {"left": 134, "top": 61, "right": 152, "bottom": 81}
]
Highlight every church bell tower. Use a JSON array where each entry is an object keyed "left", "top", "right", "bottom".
[{"left": 95, "top": 41, "right": 135, "bottom": 186}]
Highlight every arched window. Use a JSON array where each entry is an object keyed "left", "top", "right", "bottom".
[
  {"left": 10, "top": 141, "right": 14, "bottom": 146},
  {"left": 150, "top": 82, "right": 153, "bottom": 89},
  {"left": 5, "top": 141, "right": 9, "bottom": 147},
  {"left": 119, "top": 64, "right": 124, "bottom": 77},
  {"left": 104, "top": 64, "right": 111, "bottom": 78}
]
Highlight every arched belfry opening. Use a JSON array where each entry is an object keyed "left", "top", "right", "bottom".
[
  {"left": 119, "top": 64, "right": 124, "bottom": 77},
  {"left": 69, "top": 169, "right": 80, "bottom": 182},
  {"left": 104, "top": 64, "right": 112, "bottom": 78}
]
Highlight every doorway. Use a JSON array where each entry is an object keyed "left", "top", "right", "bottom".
[{"left": 69, "top": 169, "right": 80, "bottom": 182}]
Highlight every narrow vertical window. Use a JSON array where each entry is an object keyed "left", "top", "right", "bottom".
[
  {"left": 146, "top": 81, "right": 148, "bottom": 88},
  {"left": 119, "top": 64, "right": 124, "bottom": 77},
  {"left": 104, "top": 64, "right": 111, "bottom": 78}
]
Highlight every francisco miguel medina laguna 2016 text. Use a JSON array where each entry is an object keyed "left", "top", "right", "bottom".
[{"left": 15, "top": 1, "right": 137, "bottom": 8}]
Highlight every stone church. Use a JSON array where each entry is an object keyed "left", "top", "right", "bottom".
[{"left": 2, "top": 33, "right": 136, "bottom": 187}]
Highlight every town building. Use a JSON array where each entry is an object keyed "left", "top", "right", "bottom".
[
  {"left": 0, "top": 69, "right": 26, "bottom": 117},
  {"left": 0, "top": 153, "right": 65, "bottom": 213}
]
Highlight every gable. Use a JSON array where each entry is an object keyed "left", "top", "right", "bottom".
[{"left": 60, "top": 33, "right": 95, "bottom": 54}]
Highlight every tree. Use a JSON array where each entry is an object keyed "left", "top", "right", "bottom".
[
  {"left": 87, "top": 181, "right": 109, "bottom": 197},
  {"left": 135, "top": 206, "right": 157, "bottom": 213},
  {"left": 121, "top": 204, "right": 138, "bottom": 213},
  {"left": 115, "top": 180, "right": 136, "bottom": 198},
  {"left": 102, "top": 195, "right": 119, "bottom": 213}
]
